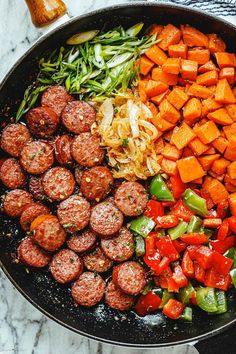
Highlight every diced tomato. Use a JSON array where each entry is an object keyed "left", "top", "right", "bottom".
[
  {"left": 156, "top": 215, "right": 179, "bottom": 228},
  {"left": 145, "top": 233, "right": 157, "bottom": 256},
  {"left": 187, "top": 245, "right": 214, "bottom": 269},
  {"left": 210, "top": 236, "right": 235, "bottom": 254},
  {"left": 169, "top": 175, "right": 187, "bottom": 199},
  {"left": 203, "top": 218, "right": 222, "bottom": 228},
  {"left": 172, "top": 239, "right": 187, "bottom": 253},
  {"left": 153, "top": 256, "right": 170, "bottom": 276},
  {"left": 180, "top": 233, "right": 208, "bottom": 245},
  {"left": 172, "top": 265, "right": 188, "bottom": 288},
  {"left": 217, "top": 199, "right": 229, "bottom": 219},
  {"left": 194, "top": 261, "right": 205, "bottom": 283},
  {"left": 228, "top": 216, "right": 236, "bottom": 233},
  {"left": 170, "top": 200, "right": 195, "bottom": 222},
  {"left": 156, "top": 236, "right": 180, "bottom": 261},
  {"left": 167, "top": 276, "right": 180, "bottom": 292},
  {"left": 143, "top": 250, "right": 161, "bottom": 270},
  {"left": 144, "top": 200, "right": 164, "bottom": 222},
  {"left": 217, "top": 219, "right": 229, "bottom": 241},
  {"left": 163, "top": 299, "right": 185, "bottom": 320},
  {"left": 181, "top": 250, "right": 194, "bottom": 278},
  {"left": 134, "top": 291, "right": 162, "bottom": 317},
  {"left": 205, "top": 267, "right": 230, "bottom": 291},
  {"left": 212, "top": 251, "right": 233, "bottom": 275}
]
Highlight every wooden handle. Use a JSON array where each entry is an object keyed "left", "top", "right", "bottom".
[{"left": 25, "top": 0, "right": 67, "bottom": 27}]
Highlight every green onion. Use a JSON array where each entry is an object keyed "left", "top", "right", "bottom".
[{"left": 66, "top": 30, "right": 100, "bottom": 45}]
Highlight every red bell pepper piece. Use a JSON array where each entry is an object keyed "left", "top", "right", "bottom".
[
  {"left": 217, "top": 219, "right": 229, "bottom": 241},
  {"left": 170, "top": 200, "right": 194, "bottom": 222},
  {"left": 194, "top": 261, "right": 205, "bottom": 283},
  {"left": 180, "top": 233, "right": 208, "bottom": 245},
  {"left": 172, "top": 265, "right": 188, "bottom": 288},
  {"left": 167, "top": 276, "right": 180, "bottom": 292},
  {"left": 163, "top": 299, "right": 185, "bottom": 319},
  {"left": 156, "top": 236, "right": 180, "bottom": 261},
  {"left": 212, "top": 251, "right": 233, "bottom": 275},
  {"left": 210, "top": 236, "right": 235, "bottom": 254},
  {"left": 134, "top": 291, "right": 162, "bottom": 317},
  {"left": 143, "top": 250, "right": 161, "bottom": 270},
  {"left": 187, "top": 245, "right": 214, "bottom": 269},
  {"left": 153, "top": 256, "right": 170, "bottom": 276},
  {"left": 200, "top": 189, "right": 214, "bottom": 210},
  {"left": 156, "top": 215, "right": 179, "bottom": 228},
  {"left": 172, "top": 239, "right": 187, "bottom": 253},
  {"left": 202, "top": 218, "right": 222, "bottom": 228},
  {"left": 144, "top": 200, "right": 164, "bottom": 222},
  {"left": 228, "top": 216, "right": 236, "bottom": 233},
  {"left": 169, "top": 175, "right": 187, "bottom": 199},
  {"left": 145, "top": 233, "right": 157, "bottom": 256},
  {"left": 190, "top": 291, "right": 197, "bottom": 306},
  {"left": 181, "top": 250, "right": 195, "bottom": 278},
  {"left": 217, "top": 199, "right": 229, "bottom": 219},
  {"left": 161, "top": 201, "right": 176, "bottom": 208},
  {"left": 204, "top": 267, "right": 230, "bottom": 291},
  {"left": 158, "top": 266, "right": 173, "bottom": 288}
]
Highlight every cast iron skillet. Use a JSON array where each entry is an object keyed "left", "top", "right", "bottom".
[{"left": 1, "top": 2, "right": 236, "bottom": 350}]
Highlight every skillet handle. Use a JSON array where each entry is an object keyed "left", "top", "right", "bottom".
[{"left": 25, "top": 0, "right": 67, "bottom": 27}]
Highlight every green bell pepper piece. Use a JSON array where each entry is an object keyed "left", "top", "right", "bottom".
[
  {"left": 199, "top": 227, "right": 213, "bottom": 238},
  {"left": 142, "top": 280, "right": 153, "bottom": 295},
  {"left": 181, "top": 307, "right": 193, "bottom": 322},
  {"left": 230, "top": 268, "right": 236, "bottom": 288},
  {"left": 187, "top": 216, "right": 202, "bottom": 233},
  {"left": 224, "top": 247, "right": 236, "bottom": 269},
  {"left": 209, "top": 290, "right": 227, "bottom": 315},
  {"left": 134, "top": 235, "right": 146, "bottom": 257},
  {"left": 196, "top": 287, "right": 217, "bottom": 313},
  {"left": 178, "top": 282, "right": 195, "bottom": 305},
  {"left": 130, "top": 215, "right": 156, "bottom": 238},
  {"left": 149, "top": 175, "right": 174, "bottom": 201},
  {"left": 183, "top": 189, "right": 208, "bottom": 217},
  {"left": 159, "top": 290, "right": 174, "bottom": 309},
  {"left": 168, "top": 221, "right": 188, "bottom": 240}
]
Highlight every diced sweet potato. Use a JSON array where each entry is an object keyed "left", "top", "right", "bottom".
[
  {"left": 196, "top": 71, "right": 218, "bottom": 86},
  {"left": 159, "top": 99, "right": 180, "bottom": 124},
  {"left": 229, "top": 192, "right": 236, "bottom": 215},
  {"left": 225, "top": 104, "right": 236, "bottom": 122},
  {"left": 182, "top": 25, "right": 209, "bottom": 48},
  {"left": 152, "top": 67, "right": 178, "bottom": 86},
  {"left": 224, "top": 136, "right": 236, "bottom": 161},
  {"left": 167, "top": 87, "right": 189, "bottom": 110},
  {"left": 145, "top": 45, "right": 168, "bottom": 65},
  {"left": 208, "top": 108, "right": 233, "bottom": 125},
  {"left": 198, "top": 60, "right": 219, "bottom": 73},
  {"left": 208, "top": 34, "right": 226, "bottom": 54},
  {"left": 177, "top": 156, "right": 205, "bottom": 183},
  {"left": 215, "top": 79, "right": 236, "bottom": 104},
  {"left": 219, "top": 67, "right": 235, "bottom": 85},
  {"left": 171, "top": 122, "right": 196, "bottom": 149},
  {"left": 202, "top": 177, "right": 228, "bottom": 204},
  {"left": 161, "top": 143, "right": 182, "bottom": 161},
  {"left": 187, "top": 48, "right": 210, "bottom": 65},
  {"left": 162, "top": 58, "right": 180, "bottom": 75},
  {"left": 181, "top": 59, "right": 198, "bottom": 81},
  {"left": 188, "top": 138, "right": 209, "bottom": 156},
  {"left": 198, "top": 154, "right": 220, "bottom": 171},
  {"left": 195, "top": 120, "right": 220, "bottom": 144},
  {"left": 145, "top": 80, "right": 169, "bottom": 97},
  {"left": 212, "top": 137, "right": 229, "bottom": 154},
  {"left": 183, "top": 97, "right": 202, "bottom": 125},
  {"left": 215, "top": 52, "right": 236, "bottom": 68},
  {"left": 158, "top": 24, "right": 182, "bottom": 51},
  {"left": 168, "top": 44, "right": 187, "bottom": 59},
  {"left": 201, "top": 98, "right": 222, "bottom": 117},
  {"left": 188, "top": 83, "right": 212, "bottom": 99},
  {"left": 223, "top": 123, "right": 236, "bottom": 140},
  {"left": 211, "top": 158, "right": 230, "bottom": 175},
  {"left": 139, "top": 56, "right": 155, "bottom": 76},
  {"left": 228, "top": 161, "right": 236, "bottom": 180},
  {"left": 161, "top": 158, "right": 178, "bottom": 176}
]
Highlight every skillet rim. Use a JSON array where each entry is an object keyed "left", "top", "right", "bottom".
[{"left": 1, "top": 1, "right": 236, "bottom": 348}]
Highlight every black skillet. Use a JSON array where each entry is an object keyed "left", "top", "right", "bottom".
[{"left": 1, "top": 2, "right": 236, "bottom": 351}]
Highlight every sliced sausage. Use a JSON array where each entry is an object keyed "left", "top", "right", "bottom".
[
  {"left": 49, "top": 249, "right": 83, "bottom": 284},
  {"left": 71, "top": 133, "right": 104, "bottom": 167},
  {"left": 71, "top": 272, "right": 106, "bottom": 307},
  {"left": 101, "top": 227, "right": 134, "bottom": 262},
  {"left": 67, "top": 229, "right": 96, "bottom": 253},
  {"left": 83, "top": 246, "right": 113, "bottom": 273},
  {"left": 26, "top": 106, "right": 59, "bottom": 138},
  {"left": 62, "top": 101, "right": 96, "bottom": 134},
  {"left": 20, "top": 202, "right": 50, "bottom": 231},
  {"left": 80, "top": 166, "right": 113, "bottom": 202},
  {"left": 55, "top": 134, "right": 73, "bottom": 166},
  {"left": 114, "top": 181, "right": 148, "bottom": 216},
  {"left": 105, "top": 281, "right": 135, "bottom": 311},
  {"left": 41, "top": 85, "right": 74, "bottom": 116},
  {"left": 20, "top": 141, "right": 54, "bottom": 175},
  {"left": 112, "top": 261, "right": 146, "bottom": 295},
  {"left": 31, "top": 215, "right": 66, "bottom": 252},
  {"left": 3, "top": 189, "right": 33, "bottom": 217},
  {"left": 90, "top": 200, "right": 123, "bottom": 238},
  {"left": 1, "top": 123, "right": 31, "bottom": 157},
  {"left": 0, "top": 158, "right": 26, "bottom": 189},
  {"left": 18, "top": 237, "right": 51, "bottom": 268},
  {"left": 42, "top": 167, "right": 75, "bottom": 201},
  {"left": 29, "top": 175, "right": 47, "bottom": 201},
  {"left": 57, "top": 195, "right": 90, "bottom": 233}
]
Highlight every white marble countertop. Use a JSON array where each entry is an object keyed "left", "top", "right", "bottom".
[{"left": 0, "top": 1, "right": 235, "bottom": 353}]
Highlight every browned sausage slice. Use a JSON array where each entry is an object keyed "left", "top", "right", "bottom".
[
  {"left": 1, "top": 123, "right": 31, "bottom": 157},
  {"left": 0, "top": 158, "right": 26, "bottom": 189},
  {"left": 57, "top": 195, "right": 90, "bottom": 233},
  {"left": 18, "top": 237, "right": 51, "bottom": 268},
  {"left": 3, "top": 189, "right": 33, "bottom": 217},
  {"left": 62, "top": 101, "right": 96, "bottom": 134},
  {"left": 71, "top": 133, "right": 104, "bottom": 167},
  {"left": 20, "top": 202, "right": 50, "bottom": 231},
  {"left": 100, "top": 227, "right": 134, "bottom": 262},
  {"left": 49, "top": 249, "right": 83, "bottom": 283},
  {"left": 26, "top": 106, "right": 59, "bottom": 138},
  {"left": 80, "top": 166, "right": 113, "bottom": 202},
  {"left": 29, "top": 176, "right": 47, "bottom": 201},
  {"left": 31, "top": 215, "right": 66, "bottom": 252},
  {"left": 112, "top": 261, "right": 146, "bottom": 295},
  {"left": 42, "top": 167, "right": 75, "bottom": 201},
  {"left": 54, "top": 134, "right": 73, "bottom": 166},
  {"left": 71, "top": 272, "right": 106, "bottom": 307},
  {"left": 90, "top": 200, "right": 123, "bottom": 238},
  {"left": 114, "top": 181, "right": 148, "bottom": 216},
  {"left": 67, "top": 229, "right": 96, "bottom": 253},
  {"left": 83, "top": 246, "right": 113, "bottom": 273},
  {"left": 41, "top": 85, "right": 74, "bottom": 116},
  {"left": 20, "top": 141, "right": 54, "bottom": 175},
  {"left": 105, "top": 281, "right": 135, "bottom": 311},
  {"left": 74, "top": 165, "right": 84, "bottom": 185}
]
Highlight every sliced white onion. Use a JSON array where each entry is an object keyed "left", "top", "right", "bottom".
[
  {"left": 100, "top": 98, "right": 114, "bottom": 131},
  {"left": 127, "top": 100, "right": 140, "bottom": 138},
  {"left": 139, "top": 120, "right": 158, "bottom": 140},
  {"left": 141, "top": 103, "right": 153, "bottom": 118}
]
